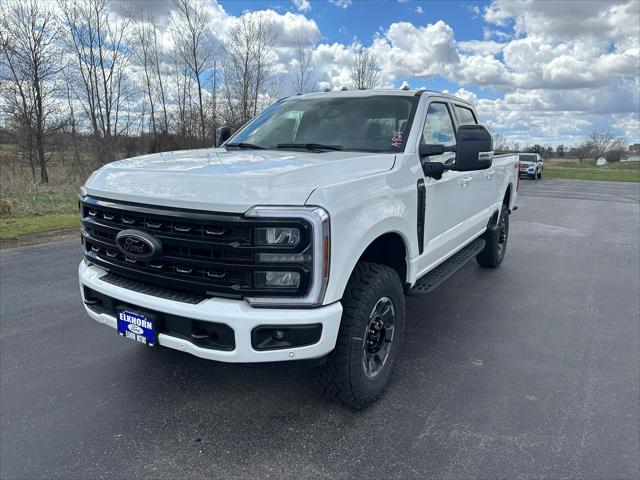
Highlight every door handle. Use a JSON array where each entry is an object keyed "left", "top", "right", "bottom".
[
  {"left": 485, "top": 170, "right": 496, "bottom": 179},
  {"left": 460, "top": 176, "right": 473, "bottom": 187}
]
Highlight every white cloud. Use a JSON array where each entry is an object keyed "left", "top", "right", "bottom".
[
  {"left": 329, "top": 0, "right": 352, "bottom": 8},
  {"left": 312, "top": 42, "right": 355, "bottom": 90},
  {"left": 457, "top": 40, "right": 504, "bottom": 56},
  {"left": 76, "top": 0, "right": 640, "bottom": 145},
  {"left": 613, "top": 114, "right": 640, "bottom": 143},
  {"left": 415, "top": 6, "right": 425, "bottom": 14},
  {"left": 291, "top": 0, "right": 311, "bottom": 12},
  {"left": 369, "top": 21, "right": 460, "bottom": 81},
  {"left": 484, "top": 0, "right": 639, "bottom": 42}
]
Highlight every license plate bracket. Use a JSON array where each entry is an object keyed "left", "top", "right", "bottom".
[{"left": 116, "top": 306, "right": 156, "bottom": 346}]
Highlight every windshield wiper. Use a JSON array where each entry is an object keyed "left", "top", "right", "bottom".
[
  {"left": 225, "top": 142, "right": 266, "bottom": 150},
  {"left": 276, "top": 143, "right": 344, "bottom": 151}
]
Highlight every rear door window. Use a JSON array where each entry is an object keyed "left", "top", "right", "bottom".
[{"left": 454, "top": 106, "right": 477, "bottom": 125}]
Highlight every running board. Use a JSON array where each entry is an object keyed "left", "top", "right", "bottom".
[{"left": 407, "top": 238, "right": 486, "bottom": 296}]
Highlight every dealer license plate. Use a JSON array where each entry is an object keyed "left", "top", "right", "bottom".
[{"left": 116, "top": 307, "right": 156, "bottom": 346}]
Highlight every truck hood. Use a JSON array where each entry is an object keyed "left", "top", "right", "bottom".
[{"left": 84, "top": 148, "right": 396, "bottom": 212}]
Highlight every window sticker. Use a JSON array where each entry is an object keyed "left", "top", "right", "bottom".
[{"left": 391, "top": 131, "right": 403, "bottom": 148}]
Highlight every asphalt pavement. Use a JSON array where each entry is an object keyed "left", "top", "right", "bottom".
[{"left": 1, "top": 179, "right": 639, "bottom": 479}]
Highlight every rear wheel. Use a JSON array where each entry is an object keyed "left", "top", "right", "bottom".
[
  {"left": 318, "top": 262, "right": 405, "bottom": 410},
  {"left": 476, "top": 207, "right": 509, "bottom": 268}
]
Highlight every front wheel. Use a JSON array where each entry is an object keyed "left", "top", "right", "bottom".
[
  {"left": 318, "top": 262, "right": 405, "bottom": 410},
  {"left": 476, "top": 207, "right": 509, "bottom": 268}
]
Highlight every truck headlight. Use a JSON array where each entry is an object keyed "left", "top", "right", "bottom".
[
  {"left": 255, "top": 227, "right": 300, "bottom": 246},
  {"left": 244, "top": 206, "right": 330, "bottom": 307}
]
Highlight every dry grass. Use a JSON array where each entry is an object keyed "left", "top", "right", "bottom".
[{"left": 0, "top": 161, "right": 86, "bottom": 242}]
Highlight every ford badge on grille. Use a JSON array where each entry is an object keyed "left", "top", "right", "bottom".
[{"left": 115, "top": 230, "right": 162, "bottom": 260}]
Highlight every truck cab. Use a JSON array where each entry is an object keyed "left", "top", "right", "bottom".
[{"left": 79, "top": 89, "right": 518, "bottom": 409}]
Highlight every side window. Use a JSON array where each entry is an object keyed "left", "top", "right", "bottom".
[
  {"left": 454, "top": 106, "right": 477, "bottom": 125},
  {"left": 421, "top": 102, "right": 456, "bottom": 164}
]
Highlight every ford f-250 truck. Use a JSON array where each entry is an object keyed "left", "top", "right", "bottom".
[{"left": 79, "top": 89, "right": 519, "bottom": 409}]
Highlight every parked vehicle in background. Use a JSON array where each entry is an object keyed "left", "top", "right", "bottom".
[
  {"left": 78, "top": 89, "right": 519, "bottom": 409},
  {"left": 519, "top": 153, "right": 544, "bottom": 179}
]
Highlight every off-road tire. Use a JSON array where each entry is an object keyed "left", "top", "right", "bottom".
[
  {"left": 476, "top": 207, "right": 509, "bottom": 268},
  {"left": 318, "top": 262, "right": 405, "bottom": 410}
]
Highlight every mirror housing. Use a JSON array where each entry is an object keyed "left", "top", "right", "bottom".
[
  {"left": 422, "top": 161, "right": 446, "bottom": 180},
  {"left": 454, "top": 124, "right": 493, "bottom": 171},
  {"left": 215, "top": 126, "right": 232, "bottom": 147},
  {"left": 419, "top": 144, "right": 445, "bottom": 157}
]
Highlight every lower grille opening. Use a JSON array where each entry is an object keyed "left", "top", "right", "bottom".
[{"left": 83, "top": 286, "right": 235, "bottom": 351}]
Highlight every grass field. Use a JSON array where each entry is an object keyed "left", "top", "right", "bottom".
[
  {"left": 541, "top": 158, "right": 640, "bottom": 182},
  {"left": 0, "top": 191, "right": 80, "bottom": 242},
  {"left": 0, "top": 215, "right": 79, "bottom": 240},
  {"left": 0, "top": 157, "right": 638, "bottom": 245},
  {"left": 543, "top": 167, "right": 640, "bottom": 182}
]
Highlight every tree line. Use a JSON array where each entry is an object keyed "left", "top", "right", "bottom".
[
  {"left": 7, "top": 0, "right": 627, "bottom": 188},
  {"left": 493, "top": 130, "right": 631, "bottom": 162},
  {"left": 0, "top": 0, "right": 385, "bottom": 184}
]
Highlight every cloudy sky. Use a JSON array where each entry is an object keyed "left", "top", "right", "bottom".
[{"left": 121, "top": 0, "right": 639, "bottom": 146}]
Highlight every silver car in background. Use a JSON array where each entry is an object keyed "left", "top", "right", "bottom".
[{"left": 518, "top": 153, "right": 544, "bottom": 180}]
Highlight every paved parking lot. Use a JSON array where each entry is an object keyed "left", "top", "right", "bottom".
[{"left": 1, "top": 179, "right": 639, "bottom": 479}]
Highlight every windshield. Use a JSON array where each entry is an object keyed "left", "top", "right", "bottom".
[
  {"left": 228, "top": 95, "right": 419, "bottom": 153},
  {"left": 519, "top": 154, "right": 539, "bottom": 162}
]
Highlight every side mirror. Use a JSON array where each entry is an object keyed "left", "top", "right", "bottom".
[
  {"left": 422, "top": 161, "right": 445, "bottom": 180},
  {"left": 455, "top": 124, "right": 493, "bottom": 171},
  {"left": 215, "top": 126, "right": 231, "bottom": 147},
  {"left": 419, "top": 144, "right": 445, "bottom": 157}
]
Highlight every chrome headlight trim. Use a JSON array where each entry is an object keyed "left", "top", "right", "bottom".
[{"left": 244, "top": 206, "right": 330, "bottom": 307}]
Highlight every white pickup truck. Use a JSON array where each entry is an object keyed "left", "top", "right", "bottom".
[{"left": 79, "top": 89, "right": 519, "bottom": 409}]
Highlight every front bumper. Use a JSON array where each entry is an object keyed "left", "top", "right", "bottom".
[
  {"left": 519, "top": 166, "right": 537, "bottom": 176},
  {"left": 79, "top": 261, "right": 342, "bottom": 363}
]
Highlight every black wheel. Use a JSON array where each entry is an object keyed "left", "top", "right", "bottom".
[
  {"left": 538, "top": 169, "right": 543, "bottom": 180},
  {"left": 318, "top": 262, "right": 405, "bottom": 410},
  {"left": 476, "top": 207, "right": 509, "bottom": 268},
  {"left": 531, "top": 172, "right": 537, "bottom": 180}
]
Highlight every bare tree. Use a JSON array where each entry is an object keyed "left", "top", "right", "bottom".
[
  {"left": 170, "top": 0, "right": 214, "bottom": 141},
  {"left": 222, "top": 13, "right": 277, "bottom": 128},
  {"left": 588, "top": 129, "right": 616, "bottom": 160},
  {"left": 133, "top": 13, "right": 171, "bottom": 149},
  {"left": 58, "top": 0, "right": 132, "bottom": 165},
  {"left": 606, "top": 137, "right": 627, "bottom": 162},
  {"left": 0, "top": 0, "right": 62, "bottom": 183},
  {"left": 291, "top": 39, "right": 315, "bottom": 94},
  {"left": 133, "top": 15, "right": 158, "bottom": 141},
  {"left": 493, "top": 133, "right": 508, "bottom": 152},
  {"left": 151, "top": 23, "right": 170, "bottom": 136},
  {"left": 574, "top": 142, "right": 592, "bottom": 163},
  {"left": 350, "top": 46, "right": 381, "bottom": 90}
]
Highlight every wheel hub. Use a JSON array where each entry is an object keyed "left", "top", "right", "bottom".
[
  {"left": 366, "top": 318, "right": 386, "bottom": 353},
  {"left": 362, "top": 297, "right": 396, "bottom": 378}
]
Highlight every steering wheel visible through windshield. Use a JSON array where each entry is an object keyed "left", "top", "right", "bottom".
[{"left": 227, "top": 95, "right": 419, "bottom": 153}]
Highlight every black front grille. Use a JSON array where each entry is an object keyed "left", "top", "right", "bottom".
[{"left": 80, "top": 196, "right": 312, "bottom": 298}]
